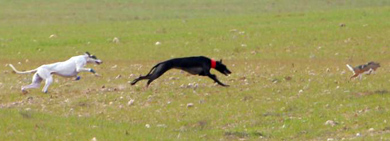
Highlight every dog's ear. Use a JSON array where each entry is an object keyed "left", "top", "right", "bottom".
[
  {"left": 85, "top": 52, "right": 91, "bottom": 56},
  {"left": 219, "top": 59, "right": 223, "bottom": 63},
  {"left": 91, "top": 55, "right": 97, "bottom": 59}
]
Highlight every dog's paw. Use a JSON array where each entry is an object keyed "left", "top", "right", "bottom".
[
  {"left": 21, "top": 90, "right": 28, "bottom": 95},
  {"left": 75, "top": 76, "right": 81, "bottom": 80},
  {"left": 94, "top": 73, "right": 101, "bottom": 77},
  {"left": 129, "top": 80, "right": 138, "bottom": 85},
  {"left": 90, "top": 69, "right": 96, "bottom": 73}
]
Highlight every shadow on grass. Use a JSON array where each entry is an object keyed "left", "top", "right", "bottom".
[
  {"left": 224, "top": 131, "right": 264, "bottom": 139},
  {"left": 19, "top": 110, "right": 33, "bottom": 119},
  {"left": 353, "top": 90, "right": 389, "bottom": 97}
]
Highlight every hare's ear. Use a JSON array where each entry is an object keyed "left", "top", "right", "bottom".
[{"left": 85, "top": 52, "right": 91, "bottom": 56}]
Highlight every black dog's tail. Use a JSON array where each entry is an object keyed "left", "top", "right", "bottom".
[
  {"left": 145, "top": 63, "right": 161, "bottom": 76},
  {"left": 130, "top": 63, "right": 162, "bottom": 85}
]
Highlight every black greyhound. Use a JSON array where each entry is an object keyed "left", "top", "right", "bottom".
[{"left": 130, "top": 56, "right": 232, "bottom": 87}]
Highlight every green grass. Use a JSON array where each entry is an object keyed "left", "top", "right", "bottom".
[{"left": 1, "top": 0, "right": 390, "bottom": 140}]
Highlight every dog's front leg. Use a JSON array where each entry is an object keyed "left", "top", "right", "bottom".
[
  {"left": 76, "top": 67, "right": 99, "bottom": 76},
  {"left": 369, "top": 68, "right": 375, "bottom": 75},
  {"left": 366, "top": 68, "right": 373, "bottom": 75},
  {"left": 207, "top": 73, "right": 229, "bottom": 87}
]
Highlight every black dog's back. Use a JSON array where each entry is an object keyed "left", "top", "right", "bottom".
[
  {"left": 163, "top": 56, "right": 211, "bottom": 68},
  {"left": 130, "top": 56, "right": 231, "bottom": 87}
]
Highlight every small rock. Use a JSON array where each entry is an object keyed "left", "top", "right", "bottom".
[
  {"left": 112, "top": 37, "right": 120, "bottom": 43},
  {"left": 156, "top": 124, "right": 167, "bottom": 128},
  {"left": 324, "top": 120, "right": 337, "bottom": 126},
  {"left": 155, "top": 41, "right": 161, "bottom": 45},
  {"left": 91, "top": 137, "right": 97, "bottom": 141},
  {"left": 127, "top": 99, "right": 135, "bottom": 106},
  {"left": 272, "top": 79, "right": 279, "bottom": 84},
  {"left": 145, "top": 124, "right": 150, "bottom": 128},
  {"left": 27, "top": 97, "right": 33, "bottom": 101},
  {"left": 115, "top": 75, "right": 122, "bottom": 79},
  {"left": 356, "top": 133, "right": 361, "bottom": 137},
  {"left": 230, "top": 29, "right": 238, "bottom": 32},
  {"left": 49, "top": 34, "right": 57, "bottom": 38},
  {"left": 187, "top": 103, "right": 194, "bottom": 108},
  {"left": 368, "top": 128, "right": 374, "bottom": 132}
]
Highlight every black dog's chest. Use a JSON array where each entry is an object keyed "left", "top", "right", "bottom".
[{"left": 178, "top": 67, "right": 204, "bottom": 75}]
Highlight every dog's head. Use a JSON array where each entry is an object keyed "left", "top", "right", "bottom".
[
  {"left": 215, "top": 59, "right": 232, "bottom": 76},
  {"left": 85, "top": 52, "right": 103, "bottom": 65},
  {"left": 367, "top": 61, "right": 380, "bottom": 68}
]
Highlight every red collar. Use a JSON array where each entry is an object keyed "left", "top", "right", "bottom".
[{"left": 211, "top": 59, "right": 216, "bottom": 68}]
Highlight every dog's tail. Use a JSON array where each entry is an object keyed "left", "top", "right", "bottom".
[
  {"left": 129, "top": 63, "right": 161, "bottom": 85},
  {"left": 8, "top": 64, "right": 37, "bottom": 74},
  {"left": 145, "top": 63, "right": 161, "bottom": 76},
  {"left": 346, "top": 64, "right": 355, "bottom": 74}
]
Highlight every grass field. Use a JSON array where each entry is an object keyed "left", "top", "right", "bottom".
[{"left": 1, "top": 0, "right": 390, "bottom": 140}]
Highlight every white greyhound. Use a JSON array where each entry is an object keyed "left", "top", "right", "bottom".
[{"left": 9, "top": 52, "right": 102, "bottom": 93}]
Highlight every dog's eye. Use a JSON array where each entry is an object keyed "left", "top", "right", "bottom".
[{"left": 91, "top": 55, "right": 97, "bottom": 59}]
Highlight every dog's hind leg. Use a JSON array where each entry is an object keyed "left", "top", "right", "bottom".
[
  {"left": 36, "top": 69, "right": 53, "bottom": 93},
  {"left": 146, "top": 64, "right": 170, "bottom": 87},
  {"left": 42, "top": 75, "right": 53, "bottom": 93},
  {"left": 21, "top": 73, "right": 43, "bottom": 93},
  {"left": 130, "top": 75, "right": 148, "bottom": 85},
  {"left": 350, "top": 74, "right": 359, "bottom": 80},
  {"left": 130, "top": 64, "right": 171, "bottom": 87}
]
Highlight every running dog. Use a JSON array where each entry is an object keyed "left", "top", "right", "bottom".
[
  {"left": 346, "top": 61, "right": 380, "bottom": 80},
  {"left": 130, "top": 56, "right": 232, "bottom": 87},
  {"left": 9, "top": 52, "right": 102, "bottom": 93}
]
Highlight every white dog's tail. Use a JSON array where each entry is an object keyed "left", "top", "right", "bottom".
[
  {"left": 8, "top": 64, "right": 37, "bottom": 74},
  {"left": 346, "top": 64, "right": 355, "bottom": 74}
]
